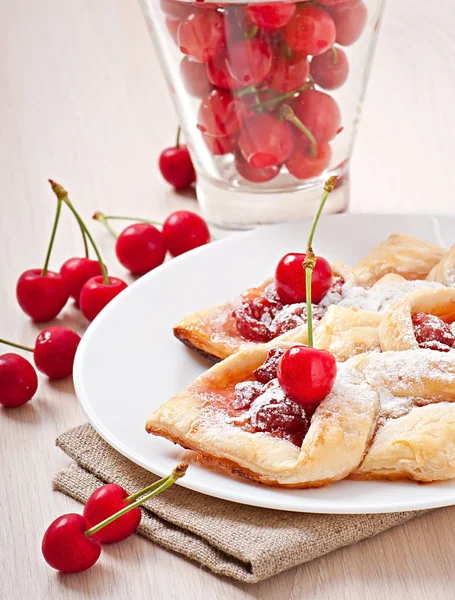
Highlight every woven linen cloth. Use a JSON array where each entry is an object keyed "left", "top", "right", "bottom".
[{"left": 53, "top": 423, "right": 427, "bottom": 583}]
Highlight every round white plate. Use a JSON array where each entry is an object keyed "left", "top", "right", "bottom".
[{"left": 74, "top": 213, "right": 455, "bottom": 514}]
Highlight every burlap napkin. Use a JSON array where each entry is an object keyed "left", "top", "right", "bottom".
[{"left": 54, "top": 423, "right": 428, "bottom": 583}]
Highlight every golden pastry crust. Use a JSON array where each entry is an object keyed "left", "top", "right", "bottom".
[
  {"left": 146, "top": 344, "right": 455, "bottom": 487},
  {"left": 427, "top": 243, "right": 455, "bottom": 286},
  {"left": 378, "top": 287, "right": 455, "bottom": 352},
  {"left": 352, "top": 233, "right": 445, "bottom": 288}
]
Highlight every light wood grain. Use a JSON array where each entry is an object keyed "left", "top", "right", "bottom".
[{"left": 1, "top": 1, "right": 455, "bottom": 598}]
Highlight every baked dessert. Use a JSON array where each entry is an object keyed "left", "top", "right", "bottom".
[
  {"left": 146, "top": 341, "right": 455, "bottom": 486},
  {"left": 174, "top": 234, "right": 445, "bottom": 361}
]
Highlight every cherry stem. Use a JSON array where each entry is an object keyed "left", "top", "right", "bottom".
[
  {"left": 49, "top": 180, "right": 110, "bottom": 286},
  {"left": 330, "top": 47, "right": 338, "bottom": 65},
  {"left": 79, "top": 221, "right": 90, "bottom": 259},
  {"left": 41, "top": 199, "right": 62, "bottom": 277},
  {"left": 93, "top": 212, "right": 119, "bottom": 240},
  {"left": 93, "top": 214, "right": 162, "bottom": 228},
  {"left": 85, "top": 463, "right": 188, "bottom": 538},
  {"left": 279, "top": 104, "right": 317, "bottom": 158},
  {"left": 235, "top": 84, "right": 259, "bottom": 98},
  {"left": 124, "top": 475, "right": 170, "bottom": 504},
  {"left": 250, "top": 83, "right": 311, "bottom": 110},
  {"left": 306, "top": 176, "right": 338, "bottom": 250},
  {"left": 175, "top": 126, "right": 181, "bottom": 149},
  {"left": 0, "top": 338, "right": 34, "bottom": 353},
  {"left": 244, "top": 24, "right": 258, "bottom": 40}
]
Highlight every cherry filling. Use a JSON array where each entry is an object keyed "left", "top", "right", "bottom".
[
  {"left": 233, "top": 348, "right": 309, "bottom": 446},
  {"left": 233, "top": 277, "right": 344, "bottom": 342},
  {"left": 412, "top": 312, "right": 455, "bottom": 352}
]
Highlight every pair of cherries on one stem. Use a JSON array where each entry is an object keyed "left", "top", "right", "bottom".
[
  {"left": 42, "top": 463, "right": 188, "bottom": 573},
  {"left": 274, "top": 177, "right": 338, "bottom": 406},
  {"left": 93, "top": 210, "right": 210, "bottom": 276}
]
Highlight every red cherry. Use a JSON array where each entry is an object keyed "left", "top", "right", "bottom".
[
  {"left": 293, "top": 89, "right": 341, "bottom": 143},
  {"left": 225, "top": 38, "right": 273, "bottom": 87},
  {"left": 60, "top": 257, "right": 104, "bottom": 302},
  {"left": 160, "top": 0, "right": 192, "bottom": 20},
  {"left": 275, "top": 252, "right": 333, "bottom": 304},
  {"left": 310, "top": 47, "right": 349, "bottom": 90},
  {"left": 412, "top": 312, "right": 455, "bottom": 352},
  {"left": 238, "top": 113, "right": 294, "bottom": 168},
  {"left": 206, "top": 52, "right": 241, "bottom": 90},
  {"left": 16, "top": 269, "right": 69, "bottom": 322},
  {"left": 223, "top": 6, "right": 253, "bottom": 40},
  {"left": 165, "top": 17, "right": 180, "bottom": 44},
  {"left": 235, "top": 147, "right": 280, "bottom": 183},
  {"left": 0, "top": 353, "right": 38, "bottom": 407},
  {"left": 79, "top": 276, "right": 128, "bottom": 322},
  {"left": 277, "top": 345, "right": 337, "bottom": 406},
  {"left": 159, "top": 145, "right": 196, "bottom": 190},
  {"left": 330, "top": 1, "right": 367, "bottom": 46},
  {"left": 162, "top": 211, "right": 210, "bottom": 257},
  {"left": 83, "top": 484, "right": 141, "bottom": 544},
  {"left": 266, "top": 53, "right": 309, "bottom": 93},
  {"left": 285, "top": 4, "right": 336, "bottom": 56},
  {"left": 34, "top": 326, "right": 81, "bottom": 379},
  {"left": 197, "top": 89, "right": 240, "bottom": 137},
  {"left": 115, "top": 223, "right": 166, "bottom": 275},
  {"left": 246, "top": 3, "right": 296, "bottom": 31},
  {"left": 42, "top": 514, "right": 101, "bottom": 573},
  {"left": 318, "top": 0, "right": 352, "bottom": 4},
  {"left": 286, "top": 139, "right": 332, "bottom": 180},
  {"left": 203, "top": 132, "right": 237, "bottom": 155},
  {"left": 177, "top": 11, "right": 225, "bottom": 63},
  {"left": 180, "top": 56, "right": 212, "bottom": 97}
]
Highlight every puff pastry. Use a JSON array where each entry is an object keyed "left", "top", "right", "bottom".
[{"left": 146, "top": 342, "right": 455, "bottom": 487}]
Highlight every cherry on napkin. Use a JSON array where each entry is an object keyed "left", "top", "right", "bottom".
[{"left": 53, "top": 423, "right": 428, "bottom": 583}]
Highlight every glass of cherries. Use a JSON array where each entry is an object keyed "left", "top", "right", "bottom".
[{"left": 139, "top": 0, "right": 385, "bottom": 230}]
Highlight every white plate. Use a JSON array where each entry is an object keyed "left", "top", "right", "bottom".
[{"left": 74, "top": 213, "right": 455, "bottom": 514}]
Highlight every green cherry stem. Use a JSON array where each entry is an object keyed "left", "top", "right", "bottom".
[
  {"left": 93, "top": 212, "right": 119, "bottom": 240},
  {"left": 175, "top": 126, "right": 181, "bottom": 149},
  {"left": 244, "top": 24, "right": 258, "bottom": 40},
  {"left": 49, "top": 180, "right": 110, "bottom": 285},
  {"left": 0, "top": 339, "right": 34, "bottom": 353},
  {"left": 124, "top": 475, "right": 171, "bottom": 504},
  {"left": 302, "top": 176, "right": 338, "bottom": 348},
  {"left": 279, "top": 104, "right": 317, "bottom": 158},
  {"left": 234, "top": 84, "right": 259, "bottom": 98},
  {"left": 85, "top": 463, "right": 188, "bottom": 538},
  {"left": 41, "top": 198, "right": 63, "bottom": 277},
  {"left": 250, "top": 83, "right": 310, "bottom": 110},
  {"left": 79, "top": 221, "right": 90, "bottom": 258}
]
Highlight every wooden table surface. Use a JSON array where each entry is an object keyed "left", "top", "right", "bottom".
[{"left": 1, "top": 1, "right": 455, "bottom": 598}]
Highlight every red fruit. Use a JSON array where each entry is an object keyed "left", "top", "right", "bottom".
[
  {"left": 247, "top": 3, "right": 296, "bottom": 31},
  {"left": 412, "top": 312, "right": 455, "bottom": 352},
  {"left": 60, "top": 257, "right": 104, "bottom": 302},
  {"left": 330, "top": 1, "right": 367, "bottom": 46},
  {"left": 160, "top": 0, "right": 192, "bottom": 20},
  {"left": 238, "top": 113, "right": 294, "bottom": 169},
  {"left": 266, "top": 53, "right": 309, "bottom": 93},
  {"left": 254, "top": 347, "right": 287, "bottom": 383},
  {"left": 310, "top": 47, "right": 349, "bottom": 90},
  {"left": 165, "top": 17, "right": 180, "bottom": 44},
  {"left": 16, "top": 269, "right": 69, "bottom": 322},
  {"left": 318, "top": 0, "right": 352, "bottom": 4},
  {"left": 180, "top": 56, "right": 212, "bottom": 97},
  {"left": 284, "top": 4, "right": 336, "bottom": 56},
  {"left": 235, "top": 147, "right": 280, "bottom": 183},
  {"left": 83, "top": 484, "right": 141, "bottom": 544},
  {"left": 203, "top": 132, "right": 237, "bottom": 155},
  {"left": 0, "top": 353, "right": 38, "bottom": 408},
  {"left": 159, "top": 145, "right": 196, "bottom": 190},
  {"left": 42, "top": 514, "right": 101, "bottom": 573},
  {"left": 115, "top": 223, "right": 166, "bottom": 275},
  {"left": 197, "top": 89, "right": 240, "bottom": 137},
  {"left": 225, "top": 38, "right": 273, "bottom": 87},
  {"left": 162, "top": 211, "right": 210, "bottom": 257},
  {"left": 286, "top": 140, "right": 332, "bottom": 180},
  {"left": 79, "top": 276, "right": 128, "bottom": 322},
  {"left": 294, "top": 89, "right": 341, "bottom": 143},
  {"left": 275, "top": 252, "right": 333, "bottom": 305},
  {"left": 34, "top": 326, "right": 81, "bottom": 379},
  {"left": 177, "top": 11, "right": 225, "bottom": 63},
  {"left": 206, "top": 52, "right": 241, "bottom": 90},
  {"left": 277, "top": 345, "right": 337, "bottom": 406}
]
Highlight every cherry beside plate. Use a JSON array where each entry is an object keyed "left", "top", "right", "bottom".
[{"left": 74, "top": 213, "right": 455, "bottom": 513}]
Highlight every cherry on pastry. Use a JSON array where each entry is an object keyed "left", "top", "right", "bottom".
[
  {"left": 48, "top": 180, "right": 128, "bottom": 322},
  {"left": 42, "top": 463, "right": 188, "bottom": 573},
  {"left": 180, "top": 56, "right": 213, "bottom": 98},
  {"left": 162, "top": 210, "right": 210, "bottom": 257},
  {"left": 16, "top": 197, "right": 69, "bottom": 322},
  {"left": 197, "top": 89, "right": 240, "bottom": 137},
  {"left": 246, "top": 2, "right": 296, "bottom": 31},
  {"left": 238, "top": 113, "right": 295, "bottom": 169},
  {"left": 329, "top": 1, "right": 368, "bottom": 46},
  {"left": 310, "top": 47, "right": 349, "bottom": 90},
  {"left": 284, "top": 4, "right": 336, "bottom": 57},
  {"left": 286, "top": 139, "right": 332, "bottom": 180},
  {"left": 60, "top": 258, "right": 104, "bottom": 303},
  {"left": 159, "top": 127, "right": 196, "bottom": 190},
  {"left": 177, "top": 10, "right": 225, "bottom": 63},
  {"left": 0, "top": 353, "right": 38, "bottom": 407},
  {"left": 412, "top": 312, "right": 455, "bottom": 352},
  {"left": 277, "top": 345, "right": 337, "bottom": 406},
  {"left": 275, "top": 253, "right": 332, "bottom": 305}
]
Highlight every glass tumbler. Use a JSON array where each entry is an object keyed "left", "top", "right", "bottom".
[{"left": 139, "top": 0, "right": 386, "bottom": 230}]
